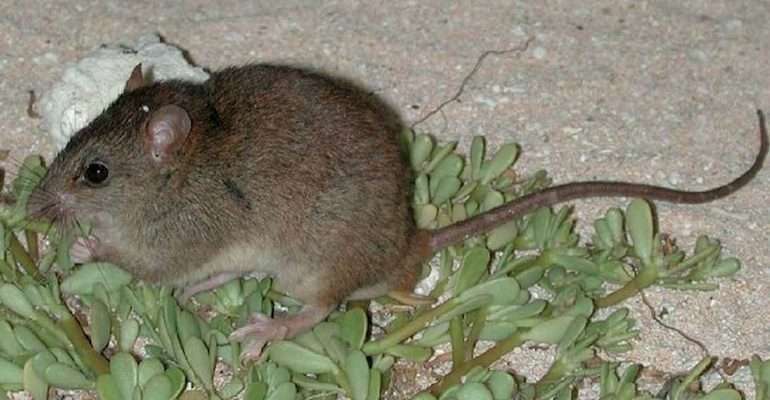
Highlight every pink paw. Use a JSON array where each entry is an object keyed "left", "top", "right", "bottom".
[
  {"left": 70, "top": 236, "right": 98, "bottom": 264},
  {"left": 229, "top": 313, "right": 289, "bottom": 361}
]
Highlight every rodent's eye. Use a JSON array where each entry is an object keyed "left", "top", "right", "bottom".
[{"left": 83, "top": 161, "right": 110, "bottom": 186}]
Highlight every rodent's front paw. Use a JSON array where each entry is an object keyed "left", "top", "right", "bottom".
[{"left": 70, "top": 236, "right": 99, "bottom": 264}]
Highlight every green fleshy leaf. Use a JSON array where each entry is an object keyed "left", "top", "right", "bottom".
[
  {"left": 480, "top": 189, "right": 504, "bottom": 212},
  {"left": 710, "top": 258, "right": 740, "bottom": 278},
  {"left": 431, "top": 153, "right": 464, "bottom": 179},
  {"left": 312, "top": 322, "right": 347, "bottom": 364},
  {"left": 410, "top": 134, "right": 434, "bottom": 171},
  {"left": 110, "top": 352, "right": 138, "bottom": 400},
  {"left": 414, "top": 174, "right": 430, "bottom": 205},
  {"left": 522, "top": 315, "right": 582, "bottom": 345},
  {"left": 43, "top": 362, "right": 93, "bottom": 389},
  {"left": 178, "top": 310, "right": 202, "bottom": 344},
  {"left": 470, "top": 136, "right": 486, "bottom": 180},
  {"left": 244, "top": 382, "right": 268, "bottom": 400},
  {"left": 165, "top": 367, "right": 187, "bottom": 399},
  {"left": 49, "top": 348, "right": 76, "bottom": 368},
  {"left": 455, "top": 246, "right": 490, "bottom": 293},
  {"left": 0, "top": 321, "right": 22, "bottom": 356},
  {"left": 456, "top": 382, "right": 494, "bottom": 400},
  {"left": 292, "top": 330, "right": 326, "bottom": 355},
  {"left": 143, "top": 374, "right": 175, "bottom": 400},
  {"left": 368, "top": 368, "right": 382, "bottom": 400},
  {"left": 699, "top": 388, "right": 742, "bottom": 400},
  {"left": 90, "top": 299, "right": 111, "bottom": 352},
  {"left": 292, "top": 374, "right": 344, "bottom": 393},
  {"left": 61, "top": 262, "right": 133, "bottom": 295},
  {"left": 266, "top": 381, "right": 297, "bottom": 400},
  {"left": 138, "top": 358, "right": 165, "bottom": 388},
  {"left": 345, "top": 350, "right": 369, "bottom": 400},
  {"left": 432, "top": 176, "right": 462, "bottom": 205},
  {"left": 480, "top": 143, "right": 518, "bottom": 185},
  {"left": 487, "top": 371, "right": 516, "bottom": 400},
  {"left": 385, "top": 344, "right": 433, "bottom": 362},
  {"left": 478, "top": 321, "right": 517, "bottom": 341},
  {"left": 268, "top": 341, "right": 339, "bottom": 375},
  {"left": 220, "top": 377, "right": 244, "bottom": 399},
  {"left": 183, "top": 336, "right": 213, "bottom": 389},
  {"left": 487, "top": 220, "right": 518, "bottom": 251},
  {"left": 23, "top": 359, "right": 49, "bottom": 400},
  {"left": 626, "top": 199, "right": 653, "bottom": 263},
  {"left": 0, "top": 358, "right": 22, "bottom": 385},
  {"left": 96, "top": 374, "right": 123, "bottom": 400},
  {"left": 14, "top": 326, "right": 46, "bottom": 352},
  {"left": 339, "top": 308, "right": 367, "bottom": 350},
  {"left": 415, "top": 204, "right": 438, "bottom": 228},
  {"left": 120, "top": 318, "right": 140, "bottom": 353},
  {"left": 0, "top": 284, "right": 35, "bottom": 317},
  {"left": 457, "top": 278, "right": 520, "bottom": 306}
]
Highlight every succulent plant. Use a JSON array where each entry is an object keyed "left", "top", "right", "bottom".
[{"left": 0, "top": 129, "right": 759, "bottom": 399}]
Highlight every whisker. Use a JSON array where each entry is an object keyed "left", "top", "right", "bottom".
[{"left": 74, "top": 218, "right": 88, "bottom": 237}]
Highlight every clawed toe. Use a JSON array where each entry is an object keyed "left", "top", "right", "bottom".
[
  {"left": 240, "top": 336, "right": 270, "bottom": 361},
  {"left": 230, "top": 313, "right": 290, "bottom": 361},
  {"left": 230, "top": 304, "right": 334, "bottom": 361},
  {"left": 229, "top": 313, "right": 289, "bottom": 341}
]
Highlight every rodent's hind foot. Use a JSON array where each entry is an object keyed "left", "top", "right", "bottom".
[
  {"left": 230, "top": 303, "right": 335, "bottom": 361},
  {"left": 231, "top": 313, "right": 288, "bottom": 360}
]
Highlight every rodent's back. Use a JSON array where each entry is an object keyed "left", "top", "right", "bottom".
[{"left": 185, "top": 65, "right": 417, "bottom": 298}]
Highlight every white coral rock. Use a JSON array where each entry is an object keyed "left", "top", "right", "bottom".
[{"left": 39, "top": 34, "right": 210, "bottom": 149}]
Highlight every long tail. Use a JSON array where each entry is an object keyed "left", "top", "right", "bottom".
[{"left": 429, "top": 109, "right": 768, "bottom": 251}]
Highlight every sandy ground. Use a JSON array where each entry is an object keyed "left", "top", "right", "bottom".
[{"left": 1, "top": 1, "right": 769, "bottom": 398}]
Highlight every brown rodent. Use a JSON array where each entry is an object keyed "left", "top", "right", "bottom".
[{"left": 26, "top": 64, "right": 767, "bottom": 359}]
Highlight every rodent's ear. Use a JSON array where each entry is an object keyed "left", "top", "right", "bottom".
[
  {"left": 144, "top": 105, "right": 191, "bottom": 163},
  {"left": 124, "top": 64, "right": 146, "bottom": 92}
]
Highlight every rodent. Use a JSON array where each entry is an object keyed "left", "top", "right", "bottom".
[{"left": 26, "top": 64, "right": 768, "bottom": 359}]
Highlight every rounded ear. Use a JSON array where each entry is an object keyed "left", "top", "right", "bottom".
[
  {"left": 124, "top": 64, "right": 147, "bottom": 92},
  {"left": 144, "top": 105, "right": 191, "bottom": 163}
]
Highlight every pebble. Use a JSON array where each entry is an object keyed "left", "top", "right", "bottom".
[
  {"left": 532, "top": 46, "right": 547, "bottom": 60},
  {"left": 668, "top": 172, "right": 682, "bottom": 185},
  {"left": 724, "top": 18, "right": 744, "bottom": 33}
]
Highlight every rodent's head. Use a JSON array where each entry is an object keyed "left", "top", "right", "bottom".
[{"left": 27, "top": 65, "right": 198, "bottom": 232}]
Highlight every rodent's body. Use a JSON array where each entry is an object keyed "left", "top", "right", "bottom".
[
  {"left": 27, "top": 63, "right": 767, "bottom": 359},
  {"left": 47, "top": 65, "right": 421, "bottom": 306}
]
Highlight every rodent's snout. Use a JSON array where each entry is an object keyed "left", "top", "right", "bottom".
[{"left": 25, "top": 184, "right": 75, "bottom": 221}]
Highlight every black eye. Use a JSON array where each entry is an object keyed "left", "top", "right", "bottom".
[{"left": 83, "top": 161, "right": 110, "bottom": 186}]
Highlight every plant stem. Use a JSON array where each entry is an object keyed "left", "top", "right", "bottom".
[
  {"left": 449, "top": 317, "right": 465, "bottom": 370},
  {"left": 464, "top": 308, "right": 486, "bottom": 361},
  {"left": 25, "top": 229, "right": 38, "bottom": 261},
  {"left": 429, "top": 331, "right": 525, "bottom": 395},
  {"left": 534, "top": 358, "right": 569, "bottom": 393},
  {"left": 363, "top": 299, "right": 460, "bottom": 355},
  {"left": 672, "top": 357, "right": 714, "bottom": 400},
  {"left": 663, "top": 247, "right": 718, "bottom": 278},
  {"left": 58, "top": 314, "right": 110, "bottom": 375},
  {"left": 595, "top": 262, "right": 659, "bottom": 308},
  {"left": 8, "top": 232, "right": 43, "bottom": 281},
  {"left": 30, "top": 311, "right": 72, "bottom": 347}
]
